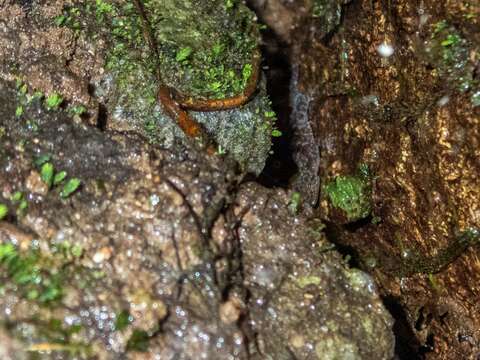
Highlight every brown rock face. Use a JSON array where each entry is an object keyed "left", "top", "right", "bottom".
[{"left": 272, "top": 0, "right": 480, "bottom": 358}]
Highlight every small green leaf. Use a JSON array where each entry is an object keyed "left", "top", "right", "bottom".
[
  {"left": 212, "top": 43, "right": 224, "bottom": 56},
  {"left": 54, "top": 15, "right": 66, "bottom": 26},
  {"left": 15, "top": 106, "right": 24, "bottom": 118},
  {"left": 209, "top": 81, "right": 222, "bottom": 91},
  {"left": 11, "top": 191, "right": 23, "bottom": 202},
  {"left": 0, "top": 204, "right": 8, "bottom": 220},
  {"left": 441, "top": 34, "right": 460, "bottom": 47},
  {"left": 288, "top": 192, "right": 301, "bottom": 214},
  {"left": 176, "top": 47, "right": 192, "bottom": 62},
  {"left": 60, "top": 178, "right": 81, "bottom": 198},
  {"left": 0, "top": 243, "right": 16, "bottom": 260},
  {"left": 45, "top": 93, "right": 63, "bottom": 110},
  {"left": 53, "top": 171, "right": 67, "bottom": 185},
  {"left": 40, "top": 162, "right": 55, "bottom": 188},
  {"left": 271, "top": 129, "right": 282, "bottom": 137}
]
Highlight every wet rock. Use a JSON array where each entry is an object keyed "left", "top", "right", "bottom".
[
  {"left": 236, "top": 183, "right": 395, "bottom": 359},
  {"left": 0, "top": 0, "right": 274, "bottom": 175},
  {"left": 0, "top": 78, "right": 246, "bottom": 358},
  {"left": 0, "top": 72, "right": 396, "bottom": 358},
  {"left": 288, "top": 0, "right": 480, "bottom": 357}
]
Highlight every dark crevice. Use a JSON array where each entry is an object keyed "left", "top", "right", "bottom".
[
  {"left": 96, "top": 103, "right": 108, "bottom": 131},
  {"left": 383, "top": 296, "right": 424, "bottom": 360},
  {"left": 344, "top": 215, "right": 374, "bottom": 232},
  {"left": 323, "top": 222, "right": 363, "bottom": 269},
  {"left": 256, "top": 28, "right": 297, "bottom": 188},
  {"left": 418, "top": 333, "right": 435, "bottom": 355},
  {"left": 415, "top": 306, "right": 433, "bottom": 331}
]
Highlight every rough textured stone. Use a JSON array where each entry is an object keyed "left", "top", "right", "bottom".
[
  {"left": 269, "top": 0, "right": 480, "bottom": 357},
  {"left": 236, "top": 183, "right": 395, "bottom": 359}
]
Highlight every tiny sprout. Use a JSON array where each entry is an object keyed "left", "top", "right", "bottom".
[
  {"left": 54, "top": 15, "right": 66, "bottom": 26},
  {"left": 271, "top": 129, "right": 282, "bottom": 137},
  {"left": 288, "top": 192, "right": 301, "bottom": 214},
  {"left": 11, "top": 191, "right": 23, "bottom": 202},
  {"left": 19, "top": 84, "right": 28, "bottom": 95},
  {"left": 15, "top": 106, "right": 24, "bottom": 118},
  {"left": 60, "top": 178, "right": 81, "bottom": 198},
  {"left": 40, "top": 162, "right": 55, "bottom": 188},
  {"left": 264, "top": 110, "right": 276, "bottom": 118},
  {"left": 54, "top": 171, "right": 67, "bottom": 185},
  {"left": 45, "top": 93, "right": 64, "bottom": 110},
  {"left": 176, "top": 47, "right": 192, "bottom": 62},
  {"left": 217, "top": 145, "right": 226, "bottom": 155}
]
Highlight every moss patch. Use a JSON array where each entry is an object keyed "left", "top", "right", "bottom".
[
  {"left": 426, "top": 21, "right": 479, "bottom": 106},
  {"left": 144, "top": 0, "right": 259, "bottom": 99},
  {"left": 324, "top": 171, "right": 372, "bottom": 222}
]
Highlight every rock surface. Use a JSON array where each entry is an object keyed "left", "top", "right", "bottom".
[
  {"left": 0, "top": 1, "right": 396, "bottom": 357},
  {"left": 255, "top": 0, "right": 480, "bottom": 357},
  {"left": 237, "top": 183, "right": 394, "bottom": 359},
  {"left": 0, "top": 0, "right": 273, "bottom": 175}
]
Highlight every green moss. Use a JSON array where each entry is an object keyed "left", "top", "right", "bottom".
[
  {"left": 0, "top": 243, "right": 64, "bottom": 304},
  {"left": 144, "top": 0, "right": 258, "bottom": 99},
  {"left": 15, "top": 105, "right": 24, "bottom": 118},
  {"left": 64, "top": 0, "right": 259, "bottom": 100},
  {"left": 10, "top": 191, "right": 28, "bottom": 217},
  {"left": 60, "top": 0, "right": 272, "bottom": 173},
  {"left": 114, "top": 310, "right": 133, "bottom": 331},
  {"left": 34, "top": 157, "right": 75, "bottom": 194},
  {"left": 324, "top": 172, "right": 372, "bottom": 221},
  {"left": 45, "top": 93, "right": 64, "bottom": 110},
  {"left": 69, "top": 104, "right": 87, "bottom": 116},
  {"left": 427, "top": 21, "right": 479, "bottom": 106},
  {"left": 126, "top": 329, "right": 150, "bottom": 352}
]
